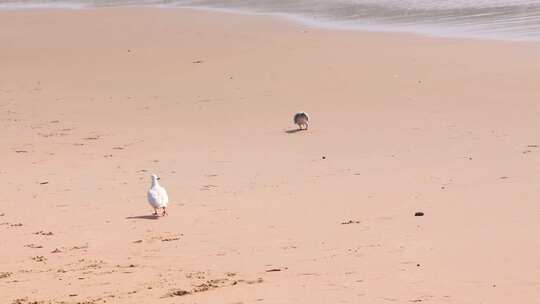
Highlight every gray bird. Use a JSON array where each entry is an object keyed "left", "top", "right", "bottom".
[{"left": 294, "top": 112, "right": 309, "bottom": 130}]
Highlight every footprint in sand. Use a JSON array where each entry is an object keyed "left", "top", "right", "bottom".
[
  {"left": 31, "top": 256, "right": 46, "bottom": 262},
  {"left": 33, "top": 231, "right": 54, "bottom": 236},
  {"left": 165, "top": 276, "right": 263, "bottom": 298}
]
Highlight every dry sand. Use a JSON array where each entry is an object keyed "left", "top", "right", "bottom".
[{"left": 1, "top": 7, "right": 540, "bottom": 304}]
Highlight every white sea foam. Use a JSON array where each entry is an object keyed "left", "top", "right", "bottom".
[{"left": 1, "top": 0, "right": 540, "bottom": 41}]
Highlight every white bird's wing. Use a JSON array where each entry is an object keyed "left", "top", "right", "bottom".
[
  {"left": 147, "top": 188, "right": 160, "bottom": 208},
  {"left": 158, "top": 186, "right": 169, "bottom": 206}
]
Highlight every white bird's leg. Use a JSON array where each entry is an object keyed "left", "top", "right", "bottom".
[
  {"left": 162, "top": 207, "right": 167, "bottom": 216},
  {"left": 305, "top": 123, "right": 308, "bottom": 130}
]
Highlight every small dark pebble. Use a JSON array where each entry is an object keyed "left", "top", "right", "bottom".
[
  {"left": 322, "top": 156, "right": 326, "bottom": 160},
  {"left": 416, "top": 264, "right": 421, "bottom": 267},
  {"left": 414, "top": 212, "right": 424, "bottom": 217},
  {"left": 39, "top": 181, "right": 49, "bottom": 185}
]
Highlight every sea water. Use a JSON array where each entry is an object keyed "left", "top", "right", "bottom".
[{"left": 1, "top": 0, "right": 540, "bottom": 41}]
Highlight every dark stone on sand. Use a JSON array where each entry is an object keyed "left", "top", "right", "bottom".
[
  {"left": 322, "top": 156, "right": 326, "bottom": 159},
  {"left": 414, "top": 212, "right": 424, "bottom": 217}
]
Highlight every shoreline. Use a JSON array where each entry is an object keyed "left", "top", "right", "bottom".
[
  {"left": 1, "top": 7, "right": 540, "bottom": 303},
  {"left": 1, "top": 4, "right": 540, "bottom": 43}
]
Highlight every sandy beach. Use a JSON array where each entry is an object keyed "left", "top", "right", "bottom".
[{"left": 1, "top": 7, "right": 540, "bottom": 303}]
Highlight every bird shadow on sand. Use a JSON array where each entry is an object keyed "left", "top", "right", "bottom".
[
  {"left": 285, "top": 129, "right": 304, "bottom": 134},
  {"left": 126, "top": 215, "right": 160, "bottom": 220}
]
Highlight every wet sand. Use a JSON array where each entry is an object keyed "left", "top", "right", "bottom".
[{"left": 1, "top": 7, "right": 540, "bottom": 304}]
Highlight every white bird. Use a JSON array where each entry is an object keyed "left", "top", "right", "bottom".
[
  {"left": 147, "top": 174, "right": 169, "bottom": 216},
  {"left": 294, "top": 112, "right": 309, "bottom": 130}
]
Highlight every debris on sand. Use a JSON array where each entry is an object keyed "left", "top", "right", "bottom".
[
  {"left": 24, "top": 244, "right": 43, "bottom": 249},
  {"left": 414, "top": 212, "right": 424, "bottom": 217},
  {"left": 265, "top": 268, "right": 283, "bottom": 272},
  {"left": 161, "top": 236, "right": 182, "bottom": 242},
  {"left": 0, "top": 272, "right": 12, "bottom": 279},
  {"left": 166, "top": 289, "right": 190, "bottom": 297},
  {"left": 341, "top": 220, "right": 360, "bottom": 225}
]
